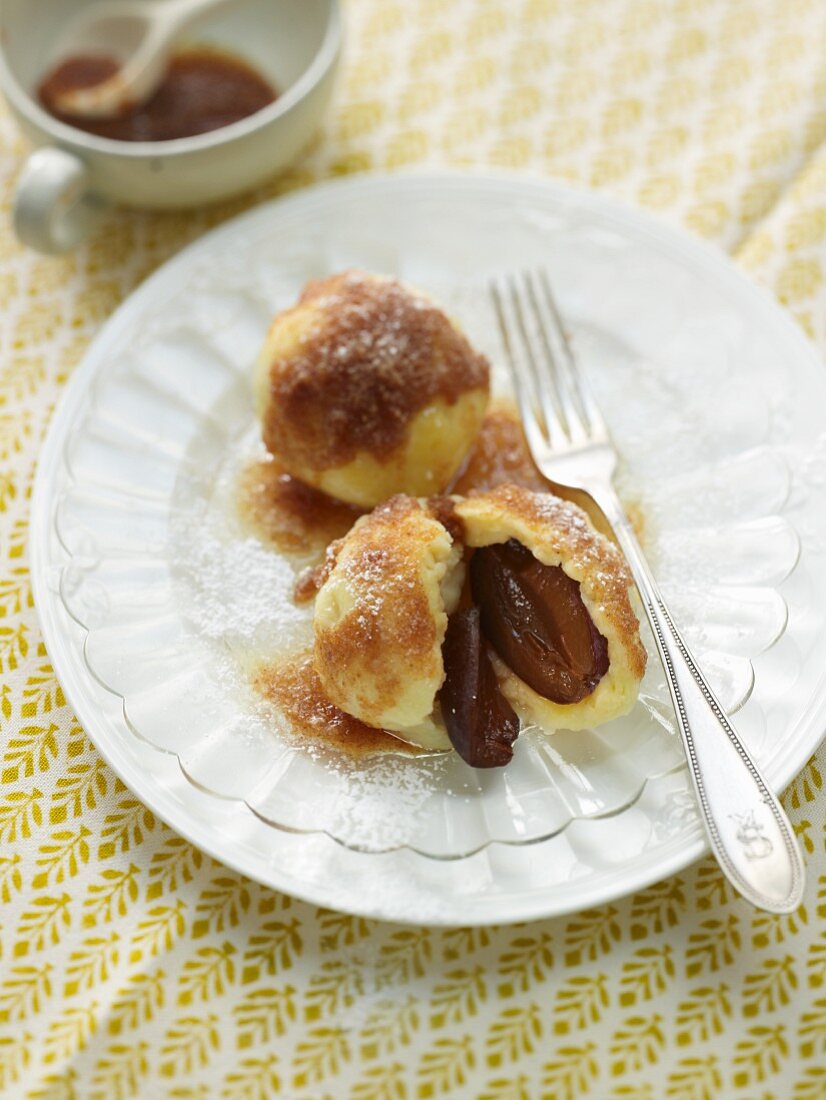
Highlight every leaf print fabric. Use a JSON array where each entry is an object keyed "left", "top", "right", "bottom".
[{"left": 2, "top": 0, "right": 826, "bottom": 1096}]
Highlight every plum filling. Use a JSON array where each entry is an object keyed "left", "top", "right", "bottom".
[
  {"left": 439, "top": 538, "right": 609, "bottom": 767},
  {"left": 439, "top": 608, "right": 520, "bottom": 768},
  {"left": 471, "top": 539, "right": 609, "bottom": 705}
]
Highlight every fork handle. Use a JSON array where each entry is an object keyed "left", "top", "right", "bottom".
[{"left": 591, "top": 484, "right": 805, "bottom": 912}]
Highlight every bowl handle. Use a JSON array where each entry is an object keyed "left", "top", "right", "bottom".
[{"left": 13, "top": 146, "right": 106, "bottom": 254}]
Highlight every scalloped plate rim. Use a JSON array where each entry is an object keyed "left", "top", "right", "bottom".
[{"left": 30, "top": 169, "right": 826, "bottom": 923}]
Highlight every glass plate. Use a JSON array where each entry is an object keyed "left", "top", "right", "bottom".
[
  {"left": 51, "top": 181, "right": 804, "bottom": 858},
  {"left": 31, "top": 174, "right": 826, "bottom": 920}
]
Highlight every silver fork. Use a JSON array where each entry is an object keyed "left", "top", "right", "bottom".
[{"left": 491, "top": 269, "right": 804, "bottom": 913}]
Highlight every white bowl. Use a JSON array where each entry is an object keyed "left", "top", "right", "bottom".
[{"left": 0, "top": 0, "right": 341, "bottom": 252}]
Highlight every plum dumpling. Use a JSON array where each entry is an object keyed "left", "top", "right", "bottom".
[
  {"left": 254, "top": 270, "right": 490, "bottom": 508},
  {"left": 313, "top": 495, "right": 462, "bottom": 751},
  {"left": 311, "top": 484, "right": 647, "bottom": 768}
]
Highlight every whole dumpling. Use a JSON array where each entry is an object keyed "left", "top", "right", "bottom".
[
  {"left": 313, "top": 495, "right": 463, "bottom": 750},
  {"left": 254, "top": 270, "right": 490, "bottom": 507}
]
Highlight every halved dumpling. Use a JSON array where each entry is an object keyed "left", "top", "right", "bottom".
[
  {"left": 455, "top": 484, "right": 647, "bottom": 731},
  {"left": 313, "top": 495, "right": 462, "bottom": 750}
]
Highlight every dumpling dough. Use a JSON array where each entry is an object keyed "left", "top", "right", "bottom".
[
  {"left": 255, "top": 270, "right": 490, "bottom": 507},
  {"left": 455, "top": 484, "right": 647, "bottom": 731},
  {"left": 313, "top": 496, "right": 461, "bottom": 750}
]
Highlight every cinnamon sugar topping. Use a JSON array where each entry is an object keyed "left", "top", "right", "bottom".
[
  {"left": 237, "top": 455, "right": 362, "bottom": 556},
  {"left": 253, "top": 652, "right": 424, "bottom": 759},
  {"left": 294, "top": 537, "right": 345, "bottom": 605},
  {"left": 453, "top": 402, "right": 550, "bottom": 495},
  {"left": 454, "top": 403, "right": 630, "bottom": 544},
  {"left": 261, "top": 271, "right": 490, "bottom": 470},
  {"left": 315, "top": 497, "right": 443, "bottom": 712},
  {"left": 426, "top": 495, "right": 465, "bottom": 545}
]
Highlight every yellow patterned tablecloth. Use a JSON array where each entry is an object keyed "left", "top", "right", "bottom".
[{"left": 2, "top": 1, "right": 826, "bottom": 1096}]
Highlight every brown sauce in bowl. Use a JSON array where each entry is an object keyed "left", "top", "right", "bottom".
[{"left": 38, "top": 47, "right": 276, "bottom": 141}]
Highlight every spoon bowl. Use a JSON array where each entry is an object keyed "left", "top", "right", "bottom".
[{"left": 48, "top": 0, "right": 238, "bottom": 119}]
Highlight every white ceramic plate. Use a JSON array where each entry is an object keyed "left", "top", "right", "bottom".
[{"left": 31, "top": 172, "right": 826, "bottom": 923}]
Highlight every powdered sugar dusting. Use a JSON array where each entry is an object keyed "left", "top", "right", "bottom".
[{"left": 170, "top": 469, "right": 309, "bottom": 655}]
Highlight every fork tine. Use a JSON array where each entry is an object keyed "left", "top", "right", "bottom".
[
  {"left": 508, "top": 273, "right": 570, "bottom": 450},
  {"left": 521, "top": 271, "right": 589, "bottom": 446},
  {"left": 490, "top": 277, "right": 558, "bottom": 456},
  {"left": 535, "top": 268, "right": 608, "bottom": 440}
]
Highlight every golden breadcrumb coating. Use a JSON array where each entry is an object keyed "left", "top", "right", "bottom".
[{"left": 313, "top": 495, "right": 462, "bottom": 749}]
